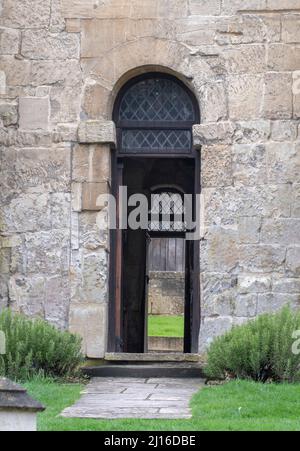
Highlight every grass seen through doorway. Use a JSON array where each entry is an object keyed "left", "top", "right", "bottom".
[{"left": 148, "top": 315, "right": 184, "bottom": 338}]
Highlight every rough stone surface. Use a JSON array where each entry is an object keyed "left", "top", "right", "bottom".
[
  {"left": 19, "top": 97, "right": 50, "bottom": 130},
  {"left": 61, "top": 377, "right": 204, "bottom": 419},
  {"left": 148, "top": 272, "right": 185, "bottom": 316},
  {"left": 0, "top": 0, "right": 299, "bottom": 357},
  {"left": 78, "top": 121, "right": 116, "bottom": 144}
]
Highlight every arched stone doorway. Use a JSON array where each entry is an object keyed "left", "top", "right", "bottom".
[{"left": 108, "top": 73, "right": 201, "bottom": 354}]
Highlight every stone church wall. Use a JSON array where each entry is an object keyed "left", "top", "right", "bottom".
[{"left": 0, "top": 0, "right": 299, "bottom": 356}]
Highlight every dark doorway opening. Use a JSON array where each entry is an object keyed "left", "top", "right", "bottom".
[
  {"left": 108, "top": 157, "right": 200, "bottom": 354},
  {"left": 108, "top": 72, "right": 200, "bottom": 355}
]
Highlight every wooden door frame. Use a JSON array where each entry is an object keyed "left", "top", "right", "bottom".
[{"left": 107, "top": 153, "right": 201, "bottom": 353}]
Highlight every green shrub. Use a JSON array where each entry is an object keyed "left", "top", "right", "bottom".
[
  {"left": 0, "top": 309, "right": 83, "bottom": 381},
  {"left": 205, "top": 307, "right": 300, "bottom": 383}
]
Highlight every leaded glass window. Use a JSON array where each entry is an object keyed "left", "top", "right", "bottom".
[
  {"left": 115, "top": 74, "right": 198, "bottom": 154},
  {"left": 149, "top": 191, "right": 186, "bottom": 232}
]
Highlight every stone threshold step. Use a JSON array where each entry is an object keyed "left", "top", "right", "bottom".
[
  {"left": 104, "top": 353, "right": 202, "bottom": 363},
  {"left": 83, "top": 364, "right": 206, "bottom": 379}
]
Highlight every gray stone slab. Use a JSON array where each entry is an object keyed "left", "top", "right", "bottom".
[{"left": 61, "top": 377, "right": 204, "bottom": 420}]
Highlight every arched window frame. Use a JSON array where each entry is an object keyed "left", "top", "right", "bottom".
[{"left": 113, "top": 73, "right": 200, "bottom": 155}]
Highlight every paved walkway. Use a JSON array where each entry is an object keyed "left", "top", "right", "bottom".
[{"left": 61, "top": 377, "right": 204, "bottom": 419}]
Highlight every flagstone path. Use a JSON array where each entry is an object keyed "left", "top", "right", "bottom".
[{"left": 61, "top": 377, "right": 205, "bottom": 419}]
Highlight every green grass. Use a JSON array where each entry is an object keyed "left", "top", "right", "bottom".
[
  {"left": 25, "top": 379, "right": 300, "bottom": 431},
  {"left": 148, "top": 315, "right": 184, "bottom": 338}
]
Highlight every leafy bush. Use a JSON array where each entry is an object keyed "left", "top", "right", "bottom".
[
  {"left": 0, "top": 309, "right": 83, "bottom": 381},
  {"left": 205, "top": 307, "right": 300, "bottom": 383}
]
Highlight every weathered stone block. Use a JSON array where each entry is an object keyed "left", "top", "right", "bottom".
[
  {"left": 193, "top": 121, "right": 235, "bottom": 147},
  {"left": 66, "top": 19, "right": 81, "bottom": 33},
  {"left": 222, "top": 45, "right": 266, "bottom": 74},
  {"left": 200, "top": 81, "right": 227, "bottom": 122},
  {"left": 148, "top": 272, "right": 185, "bottom": 316},
  {"left": 82, "top": 83, "right": 110, "bottom": 120},
  {"left": 239, "top": 245, "right": 286, "bottom": 273},
  {"left": 50, "top": 84, "right": 81, "bottom": 123},
  {"left": 267, "top": 0, "right": 300, "bottom": 10},
  {"left": 267, "top": 142, "right": 300, "bottom": 183},
  {"left": 282, "top": 15, "right": 300, "bottom": 44},
  {"left": 238, "top": 217, "right": 261, "bottom": 244},
  {"left": 257, "top": 293, "right": 300, "bottom": 315},
  {"left": 292, "top": 184, "right": 300, "bottom": 217},
  {"left": 232, "top": 144, "right": 267, "bottom": 185},
  {"left": 25, "top": 229, "right": 70, "bottom": 275},
  {"left": 201, "top": 145, "right": 232, "bottom": 187},
  {"left": 79, "top": 212, "right": 108, "bottom": 250},
  {"left": 264, "top": 73, "right": 293, "bottom": 120},
  {"left": 177, "top": 16, "right": 219, "bottom": 46},
  {"left": 45, "top": 276, "right": 70, "bottom": 329},
  {"left": 238, "top": 275, "right": 271, "bottom": 293},
  {"left": 10, "top": 242, "right": 25, "bottom": 274},
  {"left": 78, "top": 121, "right": 116, "bottom": 145},
  {"left": 0, "top": 194, "right": 51, "bottom": 233},
  {"left": 0, "top": 249, "right": 10, "bottom": 274},
  {"left": 199, "top": 316, "right": 233, "bottom": 352},
  {"left": 0, "top": 102, "right": 18, "bottom": 126},
  {"left": 219, "top": 14, "right": 280, "bottom": 44},
  {"left": 69, "top": 303, "right": 107, "bottom": 359},
  {"left": 71, "top": 183, "right": 82, "bottom": 213},
  {"left": 202, "top": 226, "right": 239, "bottom": 272},
  {"left": 21, "top": 30, "right": 80, "bottom": 60},
  {"left": 61, "top": 0, "right": 188, "bottom": 19},
  {"left": 82, "top": 182, "right": 109, "bottom": 211},
  {"left": 75, "top": 249, "right": 108, "bottom": 304},
  {"left": 293, "top": 71, "right": 300, "bottom": 119},
  {"left": 9, "top": 275, "right": 46, "bottom": 318},
  {"left": 0, "top": 275, "right": 8, "bottom": 310},
  {"left": 234, "top": 294, "right": 257, "bottom": 317},
  {"left": 30, "top": 60, "right": 82, "bottom": 87},
  {"left": 0, "top": 235, "right": 22, "bottom": 249},
  {"left": 71, "top": 212, "right": 79, "bottom": 250},
  {"left": 228, "top": 75, "right": 263, "bottom": 120},
  {"left": 19, "top": 97, "right": 49, "bottom": 131},
  {"left": 1, "top": 57, "right": 31, "bottom": 87},
  {"left": 53, "top": 123, "right": 78, "bottom": 143},
  {"left": 50, "top": 193, "right": 71, "bottom": 229},
  {"left": 261, "top": 219, "right": 300, "bottom": 246},
  {"left": 203, "top": 184, "right": 292, "bottom": 229},
  {"left": 234, "top": 121, "right": 271, "bottom": 144},
  {"left": 80, "top": 18, "right": 174, "bottom": 57},
  {"left": 0, "top": 71, "right": 6, "bottom": 95},
  {"left": 0, "top": 28, "right": 19, "bottom": 55},
  {"left": 0, "top": 129, "right": 53, "bottom": 148},
  {"left": 286, "top": 247, "right": 300, "bottom": 276},
  {"left": 273, "top": 278, "right": 300, "bottom": 294},
  {"left": 222, "top": 0, "right": 266, "bottom": 15},
  {"left": 13, "top": 147, "right": 71, "bottom": 193},
  {"left": 201, "top": 273, "right": 236, "bottom": 316},
  {"left": 271, "top": 121, "right": 298, "bottom": 142},
  {"left": 50, "top": 0, "right": 66, "bottom": 32},
  {"left": 72, "top": 144, "right": 111, "bottom": 183},
  {"left": 189, "top": 0, "right": 221, "bottom": 15},
  {"left": 268, "top": 44, "right": 300, "bottom": 71},
  {"left": 0, "top": 0, "right": 51, "bottom": 28}
]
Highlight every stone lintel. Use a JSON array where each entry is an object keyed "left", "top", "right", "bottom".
[{"left": 78, "top": 120, "right": 116, "bottom": 145}]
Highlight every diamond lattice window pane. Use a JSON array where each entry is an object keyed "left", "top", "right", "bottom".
[
  {"left": 119, "top": 78, "right": 195, "bottom": 122},
  {"left": 148, "top": 192, "right": 186, "bottom": 232},
  {"left": 122, "top": 129, "right": 191, "bottom": 152}
]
